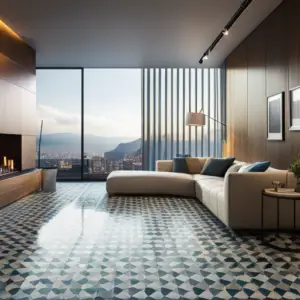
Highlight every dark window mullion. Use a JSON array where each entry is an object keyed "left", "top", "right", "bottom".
[
  {"left": 195, "top": 69, "right": 198, "bottom": 157},
  {"left": 201, "top": 69, "right": 204, "bottom": 157},
  {"left": 188, "top": 68, "right": 191, "bottom": 155},
  {"left": 81, "top": 68, "right": 84, "bottom": 180}
]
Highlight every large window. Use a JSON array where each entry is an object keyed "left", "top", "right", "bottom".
[
  {"left": 36, "top": 69, "right": 82, "bottom": 179},
  {"left": 36, "top": 68, "right": 142, "bottom": 180},
  {"left": 83, "top": 69, "right": 142, "bottom": 179},
  {"left": 36, "top": 68, "right": 224, "bottom": 179}
]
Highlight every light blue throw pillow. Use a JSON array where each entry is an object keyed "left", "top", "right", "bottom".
[{"left": 242, "top": 161, "right": 271, "bottom": 172}]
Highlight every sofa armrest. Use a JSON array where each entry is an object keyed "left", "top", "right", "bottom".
[
  {"left": 224, "top": 172, "right": 290, "bottom": 229},
  {"left": 156, "top": 160, "right": 173, "bottom": 172}
]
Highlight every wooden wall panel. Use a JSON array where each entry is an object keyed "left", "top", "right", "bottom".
[
  {"left": 226, "top": 44, "right": 248, "bottom": 161},
  {"left": 0, "top": 79, "right": 36, "bottom": 136},
  {"left": 22, "top": 135, "right": 37, "bottom": 170},
  {"left": 0, "top": 54, "right": 36, "bottom": 93},
  {"left": 0, "top": 21, "right": 36, "bottom": 170},
  {"left": 246, "top": 23, "right": 267, "bottom": 163},
  {"left": 226, "top": 0, "right": 300, "bottom": 169},
  {"left": 0, "top": 22, "right": 35, "bottom": 73},
  {"left": 286, "top": 0, "right": 300, "bottom": 163},
  {"left": 265, "top": 4, "right": 290, "bottom": 169}
]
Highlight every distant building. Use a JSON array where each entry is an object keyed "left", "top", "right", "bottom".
[
  {"left": 133, "top": 162, "right": 142, "bottom": 170},
  {"left": 92, "top": 156, "right": 102, "bottom": 173},
  {"left": 122, "top": 160, "right": 133, "bottom": 170}
]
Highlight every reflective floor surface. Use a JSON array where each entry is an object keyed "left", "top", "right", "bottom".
[{"left": 1, "top": 182, "right": 300, "bottom": 299}]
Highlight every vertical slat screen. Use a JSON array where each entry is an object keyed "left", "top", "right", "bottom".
[{"left": 142, "top": 68, "right": 223, "bottom": 170}]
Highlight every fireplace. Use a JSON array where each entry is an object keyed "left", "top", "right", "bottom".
[{"left": 0, "top": 134, "right": 22, "bottom": 177}]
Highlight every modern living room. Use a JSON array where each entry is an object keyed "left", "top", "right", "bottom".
[{"left": 1, "top": 0, "right": 300, "bottom": 299}]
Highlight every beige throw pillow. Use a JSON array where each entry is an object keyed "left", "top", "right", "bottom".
[{"left": 185, "top": 157, "right": 208, "bottom": 174}]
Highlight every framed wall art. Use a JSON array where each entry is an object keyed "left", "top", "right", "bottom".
[
  {"left": 289, "top": 86, "right": 300, "bottom": 131},
  {"left": 267, "top": 92, "right": 284, "bottom": 141}
]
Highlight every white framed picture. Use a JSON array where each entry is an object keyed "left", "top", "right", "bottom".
[
  {"left": 290, "top": 86, "right": 300, "bottom": 131},
  {"left": 267, "top": 92, "right": 284, "bottom": 141}
]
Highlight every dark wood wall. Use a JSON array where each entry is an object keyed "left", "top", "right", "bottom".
[
  {"left": 226, "top": 0, "right": 300, "bottom": 169},
  {"left": 0, "top": 21, "right": 36, "bottom": 170}
]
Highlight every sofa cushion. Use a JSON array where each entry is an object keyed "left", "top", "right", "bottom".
[
  {"left": 225, "top": 163, "right": 243, "bottom": 177},
  {"left": 173, "top": 157, "right": 189, "bottom": 173},
  {"left": 185, "top": 157, "right": 208, "bottom": 174},
  {"left": 240, "top": 161, "right": 271, "bottom": 173},
  {"left": 201, "top": 157, "right": 235, "bottom": 177},
  {"left": 200, "top": 158, "right": 212, "bottom": 174},
  {"left": 156, "top": 160, "right": 173, "bottom": 172},
  {"left": 195, "top": 178, "right": 224, "bottom": 216},
  {"left": 106, "top": 171, "right": 195, "bottom": 197},
  {"left": 193, "top": 174, "right": 224, "bottom": 182},
  {"left": 238, "top": 164, "right": 251, "bottom": 172}
]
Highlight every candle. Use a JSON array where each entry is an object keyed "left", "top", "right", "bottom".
[
  {"left": 11, "top": 160, "right": 14, "bottom": 170},
  {"left": 7, "top": 160, "right": 11, "bottom": 169},
  {"left": 4, "top": 156, "right": 7, "bottom": 167}
]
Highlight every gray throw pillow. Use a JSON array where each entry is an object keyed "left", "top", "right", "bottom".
[
  {"left": 225, "top": 164, "right": 243, "bottom": 177},
  {"left": 201, "top": 157, "right": 235, "bottom": 177}
]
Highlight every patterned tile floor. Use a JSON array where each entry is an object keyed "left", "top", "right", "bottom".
[{"left": 1, "top": 182, "right": 300, "bottom": 300}]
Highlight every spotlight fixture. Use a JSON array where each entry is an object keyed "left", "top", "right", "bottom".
[
  {"left": 199, "top": 0, "right": 253, "bottom": 64},
  {"left": 222, "top": 29, "right": 229, "bottom": 36}
]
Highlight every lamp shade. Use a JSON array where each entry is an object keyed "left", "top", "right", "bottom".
[{"left": 186, "top": 112, "right": 205, "bottom": 126}]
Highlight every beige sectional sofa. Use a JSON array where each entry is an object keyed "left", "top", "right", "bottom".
[{"left": 106, "top": 158, "right": 298, "bottom": 230}]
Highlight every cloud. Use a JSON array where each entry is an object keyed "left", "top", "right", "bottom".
[{"left": 37, "top": 104, "right": 140, "bottom": 138}]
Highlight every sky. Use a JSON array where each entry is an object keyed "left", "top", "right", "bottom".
[{"left": 36, "top": 69, "right": 142, "bottom": 138}]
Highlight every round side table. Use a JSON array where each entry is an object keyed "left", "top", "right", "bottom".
[{"left": 261, "top": 188, "right": 300, "bottom": 252}]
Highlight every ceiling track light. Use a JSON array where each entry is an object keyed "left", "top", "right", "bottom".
[
  {"left": 199, "top": 0, "right": 253, "bottom": 64},
  {"left": 222, "top": 29, "right": 229, "bottom": 36}
]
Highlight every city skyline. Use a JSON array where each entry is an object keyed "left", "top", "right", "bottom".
[{"left": 36, "top": 69, "right": 143, "bottom": 178}]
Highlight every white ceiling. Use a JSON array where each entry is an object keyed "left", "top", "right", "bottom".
[{"left": 0, "top": 0, "right": 282, "bottom": 68}]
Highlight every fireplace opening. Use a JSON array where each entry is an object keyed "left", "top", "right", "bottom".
[{"left": 0, "top": 134, "right": 22, "bottom": 177}]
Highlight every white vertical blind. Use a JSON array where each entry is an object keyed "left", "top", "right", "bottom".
[{"left": 142, "top": 68, "right": 223, "bottom": 170}]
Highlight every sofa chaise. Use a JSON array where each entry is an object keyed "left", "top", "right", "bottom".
[{"left": 106, "top": 158, "right": 298, "bottom": 230}]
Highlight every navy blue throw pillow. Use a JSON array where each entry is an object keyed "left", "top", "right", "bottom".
[
  {"left": 201, "top": 157, "right": 235, "bottom": 177},
  {"left": 242, "top": 161, "right": 271, "bottom": 172},
  {"left": 176, "top": 154, "right": 191, "bottom": 158},
  {"left": 173, "top": 157, "right": 189, "bottom": 173}
]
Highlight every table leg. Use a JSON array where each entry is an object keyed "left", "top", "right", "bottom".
[
  {"left": 277, "top": 197, "right": 279, "bottom": 236},
  {"left": 294, "top": 199, "right": 296, "bottom": 229},
  {"left": 261, "top": 194, "right": 264, "bottom": 229}
]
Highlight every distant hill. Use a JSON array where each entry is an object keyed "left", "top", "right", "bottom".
[
  {"left": 104, "top": 138, "right": 141, "bottom": 161},
  {"left": 37, "top": 133, "right": 139, "bottom": 156}
]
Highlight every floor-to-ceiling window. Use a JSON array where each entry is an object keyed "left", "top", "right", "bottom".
[
  {"left": 36, "top": 69, "right": 82, "bottom": 179},
  {"left": 36, "top": 67, "right": 223, "bottom": 179},
  {"left": 83, "top": 69, "right": 142, "bottom": 179}
]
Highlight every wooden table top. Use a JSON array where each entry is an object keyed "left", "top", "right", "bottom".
[{"left": 263, "top": 188, "right": 300, "bottom": 199}]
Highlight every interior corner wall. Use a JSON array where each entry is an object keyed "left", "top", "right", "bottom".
[
  {"left": 225, "top": 0, "right": 300, "bottom": 169},
  {"left": 0, "top": 24, "right": 36, "bottom": 170}
]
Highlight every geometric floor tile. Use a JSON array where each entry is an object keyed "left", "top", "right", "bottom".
[{"left": 0, "top": 182, "right": 300, "bottom": 299}]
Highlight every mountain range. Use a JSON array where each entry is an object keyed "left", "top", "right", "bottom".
[
  {"left": 37, "top": 133, "right": 140, "bottom": 156},
  {"left": 104, "top": 138, "right": 141, "bottom": 160}
]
